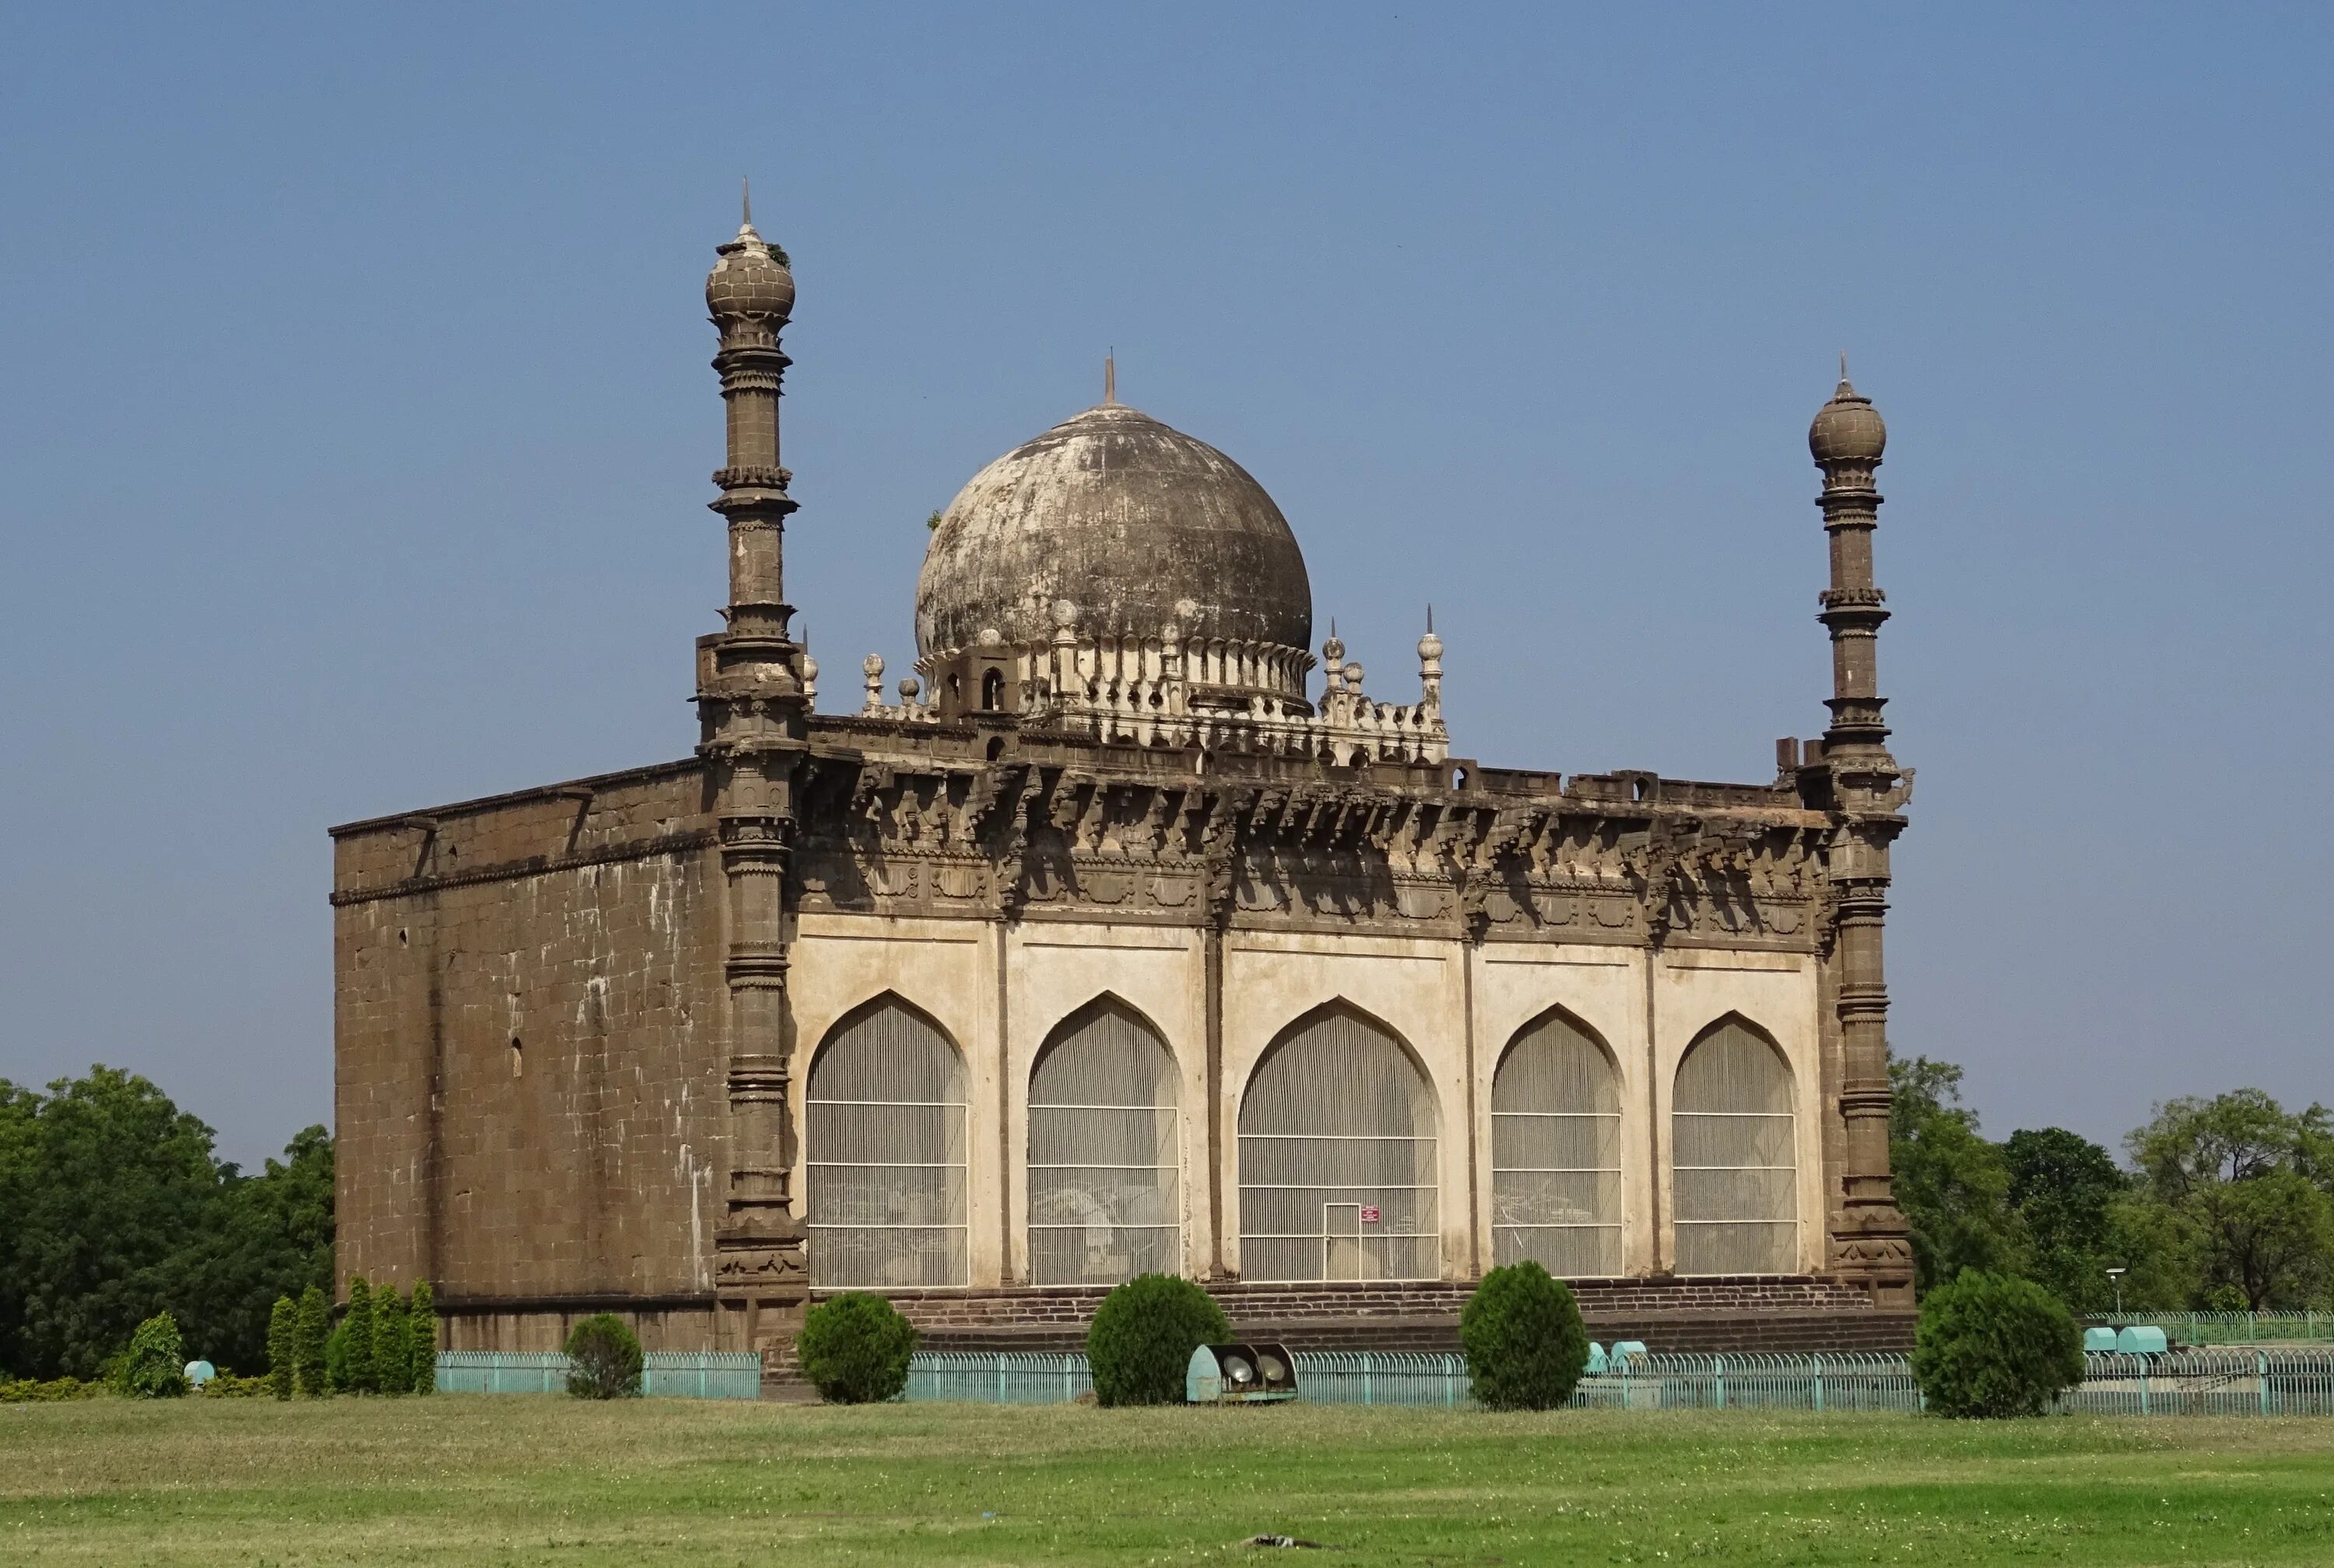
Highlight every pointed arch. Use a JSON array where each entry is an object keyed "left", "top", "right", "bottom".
[
  {"left": 1670, "top": 1013, "right": 1796, "bottom": 1276},
  {"left": 1491, "top": 1005, "right": 1623, "bottom": 1276},
  {"left": 1026, "top": 993, "right": 1183, "bottom": 1285},
  {"left": 1238, "top": 999, "right": 1439, "bottom": 1283},
  {"left": 804, "top": 991, "right": 969, "bottom": 1287}
]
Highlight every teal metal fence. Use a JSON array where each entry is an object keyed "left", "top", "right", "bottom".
[
  {"left": 436, "top": 1350, "right": 762, "bottom": 1399},
  {"left": 901, "top": 1347, "right": 2334, "bottom": 1415},
  {"left": 2088, "top": 1311, "right": 2333, "bottom": 1346},
  {"left": 906, "top": 1353, "right": 1093, "bottom": 1405}
]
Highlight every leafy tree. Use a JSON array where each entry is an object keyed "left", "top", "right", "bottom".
[
  {"left": 2183, "top": 1167, "right": 2334, "bottom": 1310},
  {"left": 375, "top": 1286, "right": 412, "bottom": 1395},
  {"left": 2127, "top": 1090, "right": 2334, "bottom": 1309},
  {"left": 408, "top": 1280, "right": 437, "bottom": 1395},
  {"left": 0, "top": 1069, "right": 332, "bottom": 1379},
  {"left": 342, "top": 1277, "right": 376, "bottom": 1393},
  {"left": 1889, "top": 1056, "right": 2024, "bottom": 1291},
  {"left": 294, "top": 1284, "right": 330, "bottom": 1396},
  {"left": 2003, "top": 1127, "right": 2125, "bottom": 1312},
  {"left": 0, "top": 1068, "right": 226, "bottom": 1378},
  {"left": 265, "top": 1295, "right": 297, "bottom": 1399}
]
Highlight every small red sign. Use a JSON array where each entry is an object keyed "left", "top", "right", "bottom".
[{"left": 1359, "top": 1206, "right": 1382, "bottom": 1224}]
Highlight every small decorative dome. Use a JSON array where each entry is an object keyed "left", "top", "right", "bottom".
[
  {"left": 1810, "top": 370, "right": 1886, "bottom": 464},
  {"left": 706, "top": 220, "right": 794, "bottom": 324},
  {"left": 916, "top": 401, "right": 1313, "bottom": 692}
]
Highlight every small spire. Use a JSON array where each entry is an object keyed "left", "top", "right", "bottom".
[
  {"left": 742, "top": 176, "right": 752, "bottom": 229},
  {"left": 1425, "top": 604, "right": 1434, "bottom": 634},
  {"left": 1104, "top": 351, "right": 1116, "bottom": 404}
]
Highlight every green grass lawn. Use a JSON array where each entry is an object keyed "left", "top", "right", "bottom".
[{"left": 5, "top": 1397, "right": 2332, "bottom": 1566}]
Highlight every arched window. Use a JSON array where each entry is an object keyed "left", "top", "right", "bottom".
[
  {"left": 1670, "top": 1017, "right": 1796, "bottom": 1276},
  {"left": 1491, "top": 1010, "right": 1621, "bottom": 1276},
  {"left": 980, "top": 668, "right": 1004, "bottom": 711},
  {"left": 1027, "top": 999, "right": 1180, "bottom": 1284},
  {"left": 1238, "top": 1005, "right": 1438, "bottom": 1282},
  {"left": 805, "top": 999, "right": 969, "bottom": 1287}
]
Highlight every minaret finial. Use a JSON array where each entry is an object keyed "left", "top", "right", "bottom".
[
  {"left": 741, "top": 176, "right": 752, "bottom": 229},
  {"left": 1104, "top": 350, "right": 1116, "bottom": 404},
  {"left": 1426, "top": 604, "right": 1434, "bottom": 634},
  {"left": 1840, "top": 349, "right": 1848, "bottom": 383}
]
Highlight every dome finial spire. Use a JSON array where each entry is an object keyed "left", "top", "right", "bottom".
[
  {"left": 1103, "top": 350, "right": 1116, "bottom": 405},
  {"left": 741, "top": 175, "right": 752, "bottom": 230}
]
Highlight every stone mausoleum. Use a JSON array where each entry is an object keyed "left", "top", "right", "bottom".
[{"left": 332, "top": 207, "right": 1921, "bottom": 1367}]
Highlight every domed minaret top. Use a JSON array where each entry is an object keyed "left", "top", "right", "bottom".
[
  {"left": 1808, "top": 357, "right": 1887, "bottom": 464},
  {"left": 706, "top": 182, "right": 795, "bottom": 325}
]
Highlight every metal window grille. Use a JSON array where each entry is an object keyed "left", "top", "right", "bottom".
[
  {"left": 806, "top": 1001, "right": 969, "bottom": 1287},
  {"left": 1239, "top": 1007, "right": 1438, "bottom": 1282},
  {"left": 1670, "top": 1019, "right": 1796, "bottom": 1275},
  {"left": 1491, "top": 1011, "right": 1622, "bottom": 1276},
  {"left": 1027, "top": 999, "right": 1182, "bottom": 1285}
]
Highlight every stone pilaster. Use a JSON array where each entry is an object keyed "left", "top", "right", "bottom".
[
  {"left": 1809, "top": 373, "right": 1915, "bottom": 1307},
  {"left": 699, "top": 205, "right": 811, "bottom": 1346}
]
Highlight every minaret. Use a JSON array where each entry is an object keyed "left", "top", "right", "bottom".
[
  {"left": 698, "top": 191, "right": 810, "bottom": 1347},
  {"left": 1809, "top": 365, "right": 1915, "bottom": 1307}
]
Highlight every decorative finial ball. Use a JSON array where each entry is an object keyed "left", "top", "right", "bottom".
[
  {"left": 1809, "top": 379, "right": 1886, "bottom": 464},
  {"left": 899, "top": 677, "right": 920, "bottom": 702},
  {"left": 863, "top": 653, "right": 885, "bottom": 677},
  {"left": 1343, "top": 660, "right": 1364, "bottom": 688},
  {"left": 977, "top": 625, "right": 1003, "bottom": 648},
  {"left": 1322, "top": 632, "right": 1346, "bottom": 664},
  {"left": 706, "top": 226, "right": 795, "bottom": 324},
  {"left": 1174, "top": 597, "right": 1199, "bottom": 623},
  {"left": 1052, "top": 599, "right": 1079, "bottom": 632},
  {"left": 1418, "top": 629, "right": 1443, "bottom": 662}
]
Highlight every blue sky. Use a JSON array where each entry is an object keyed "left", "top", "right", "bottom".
[{"left": 3, "top": 4, "right": 2328, "bottom": 1167}]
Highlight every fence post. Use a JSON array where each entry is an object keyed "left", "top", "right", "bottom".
[
  {"left": 2259, "top": 1349, "right": 2269, "bottom": 1416},
  {"left": 1715, "top": 1354, "right": 1726, "bottom": 1411},
  {"left": 997, "top": 1355, "right": 1008, "bottom": 1405},
  {"left": 1813, "top": 1353, "right": 1824, "bottom": 1413},
  {"left": 2140, "top": 1360, "right": 2150, "bottom": 1417},
  {"left": 1362, "top": 1351, "right": 1373, "bottom": 1407}
]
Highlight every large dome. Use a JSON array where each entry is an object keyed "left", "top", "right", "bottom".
[{"left": 915, "top": 402, "right": 1312, "bottom": 661}]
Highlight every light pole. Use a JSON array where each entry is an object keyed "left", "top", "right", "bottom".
[{"left": 2106, "top": 1266, "right": 2127, "bottom": 1320}]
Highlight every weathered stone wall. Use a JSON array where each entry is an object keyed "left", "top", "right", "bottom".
[{"left": 332, "top": 762, "right": 725, "bottom": 1310}]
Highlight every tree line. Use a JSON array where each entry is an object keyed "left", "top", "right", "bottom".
[
  {"left": 1891, "top": 1058, "right": 2334, "bottom": 1312},
  {"left": 6, "top": 1055, "right": 2328, "bottom": 1380},
  {"left": 0, "top": 1066, "right": 333, "bottom": 1381}
]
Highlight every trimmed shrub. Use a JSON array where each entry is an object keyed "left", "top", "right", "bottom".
[
  {"left": 564, "top": 1314, "right": 644, "bottom": 1400},
  {"left": 294, "top": 1285, "right": 330, "bottom": 1397},
  {"left": 266, "top": 1296, "right": 298, "bottom": 1400},
  {"left": 342, "top": 1277, "right": 377, "bottom": 1393},
  {"left": 117, "top": 1313, "right": 190, "bottom": 1398},
  {"left": 797, "top": 1293, "right": 919, "bottom": 1405},
  {"left": 1460, "top": 1261, "right": 1590, "bottom": 1412},
  {"left": 201, "top": 1373, "right": 270, "bottom": 1397},
  {"left": 408, "top": 1280, "right": 438, "bottom": 1395},
  {"left": 375, "top": 1287, "right": 412, "bottom": 1395},
  {"left": 0, "top": 1376, "right": 105, "bottom": 1402},
  {"left": 1086, "top": 1275, "right": 1228, "bottom": 1408},
  {"left": 1912, "top": 1269, "right": 2087, "bottom": 1418}
]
